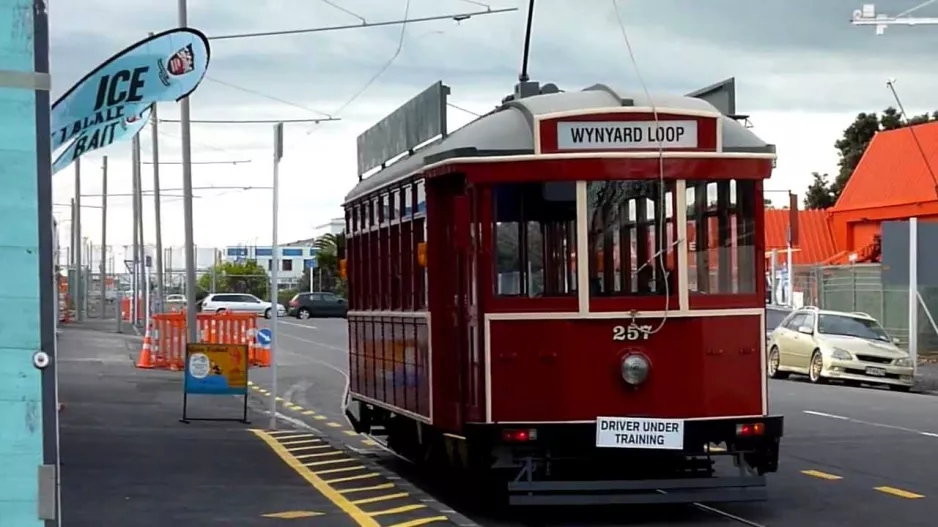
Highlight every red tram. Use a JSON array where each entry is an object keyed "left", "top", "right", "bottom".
[{"left": 342, "top": 79, "right": 783, "bottom": 506}]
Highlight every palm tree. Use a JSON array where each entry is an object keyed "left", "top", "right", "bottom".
[{"left": 311, "top": 232, "right": 346, "bottom": 295}]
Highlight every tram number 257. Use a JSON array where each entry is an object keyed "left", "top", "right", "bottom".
[{"left": 612, "top": 325, "right": 652, "bottom": 341}]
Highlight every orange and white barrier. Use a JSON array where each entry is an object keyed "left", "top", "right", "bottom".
[{"left": 134, "top": 311, "right": 269, "bottom": 370}]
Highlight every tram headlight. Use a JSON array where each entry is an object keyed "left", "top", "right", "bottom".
[{"left": 621, "top": 353, "right": 650, "bottom": 386}]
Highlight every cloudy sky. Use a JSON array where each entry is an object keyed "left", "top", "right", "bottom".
[{"left": 51, "top": 0, "right": 938, "bottom": 262}]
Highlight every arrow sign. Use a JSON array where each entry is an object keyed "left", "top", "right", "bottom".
[{"left": 256, "top": 328, "right": 272, "bottom": 348}]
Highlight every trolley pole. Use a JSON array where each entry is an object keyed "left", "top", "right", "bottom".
[
  {"left": 269, "top": 122, "right": 283, "bottom": 430},
  {"left": 100, "top": 156, "right": 108, "bottom": 317}
]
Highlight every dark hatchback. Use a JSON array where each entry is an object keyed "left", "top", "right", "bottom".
[{"left": 288, "top": 292, "right": 348, "bottom": 319}]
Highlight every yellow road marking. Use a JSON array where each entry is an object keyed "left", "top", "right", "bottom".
[
  {"left": 277, "top": 433, "right": 315, "bottom": 441},
  {"left": 289, "top": 444, "right": 329, "bottom": 453},
  {"left": 305, "top": 458, "right": 356, "bottom": 468},
  {"left": 362, "top": 440, "right": 378, "bottom": 446},
  {"left": 275, "top": 397, "right": 284, "bottom": 402},
  {"left": 251, "top": 429, "right": 380, "bottom": 526},
  {"left": 247, "top": 381, "right": 254, "bottom": 385},
  {"left": 344, "top": 430, "right": 359, "bottom": 437},
  {"left": 295, "top": 450, "right": 344, "bottom": 459},
  {"left": 313, "top": 415, "right": 327, "bottom": 421},
  {"left": 387, "top": 517, "right": 450, "bottom": 527},
  {"left": 251, "top": 385, "right": 261, "bottom": 390},
  {"left": 262, "top": 510, "right": 323, "bottom": 519},
  {"left": 281, "top": 439, "right": 322, "bottom": 447},
  {"left": 327, "top": 422, "right": 342, "bottom": 428},
  {"left": 875, "top": 486, "right": 925, "bottom": 499},
  {"left": 351, "top": 492, "right": 409, "bottom": 506},
  {"left": 264, "top": 429, "right": 300, "bottom": 436},
  {"left": 338, "top": 483, "right": 396, "bottom": 494},
  {"left": 801, "top": 470, "right": 842, "bottom": 480},
  {"left": 286, "top": 403, "right": 303, "bottom": 410},
  {"left": 369, "top": 504, "right": 427, "bottom": 517},
  {"left": 325, "top": 473, "right": 380, "bottom": 484},
  {"left": 302, "top": 410, "right": 316, "bottom": 415},
  {"left": 314, "top": 466, "right": 367, "bottom": 476}
]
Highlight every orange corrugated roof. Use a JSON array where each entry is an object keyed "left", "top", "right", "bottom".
[
  {"left": 834, "top": 121, "right": 938, "bottom": 212},
  {"left": 764, "top": 209, "right": 838, "bottom": 265}
]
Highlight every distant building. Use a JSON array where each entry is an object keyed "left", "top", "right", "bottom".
[
  {"left": 314, "top": 218, "right": 345, "bottom": 237},
  {"left": 222, "top": 245, "right": 317, "bottom": 289}
]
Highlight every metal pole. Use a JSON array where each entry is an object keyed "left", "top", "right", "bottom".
[
  {"left": 786, "top": 227, "right": 794, "bottom": 307},
  {"left": 131, "top": 141, "right": 139, "bottom": 325},
  {"left": 74, "top": 158, "right": 82, "bottom": 321},
  {"left": 151, "top": 101, "right": 166, "bottom": 314},
  {"left": 770, "top": 248, "right": 778, "bottom": 305},
  {"left": 270, "top": 122, "right": 283, "bottom": 430},
  {"left": 69, "top": 199, "right": 75, "bottom": 312},
  {"left": 179, "top": 0, "right": 199, "bottom": 344},
  {"left": 909, "top": 217, "right": 919, "bottom": 374},
  {"left": 134, "top": 133, "right": 147, "bottom": 324},
  {"left": 100, "top": 156, "right": 108, "bottom": 318}
]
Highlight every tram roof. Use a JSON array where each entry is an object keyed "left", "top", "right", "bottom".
[{"left": 345, "top": 84, "right": 775, "bottom": 202}]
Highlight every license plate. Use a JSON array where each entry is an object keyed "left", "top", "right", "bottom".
[
  {"left": 865, "top": 367, "right": 887, "bottom": 377},
  {"left": 596, "top": 416, "right": 684, "bottom": 450}
]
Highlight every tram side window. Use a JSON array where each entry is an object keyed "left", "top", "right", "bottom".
[
  {"left": 586, "top": 180, "right": 676, "bottom": 297},
  {"left": 492, "top": 182, "right": 577, "bottom": 297},
  {"left": 685, "top": 179, "right": 757, "bottom": 295}
]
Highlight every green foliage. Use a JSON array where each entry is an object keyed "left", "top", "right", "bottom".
[
  {"left": 196, "top": 260, "right": 269, "bottom": 298},
  {"left": 278, "top": 288, "right": 297, "bottom": 306},
  {"left": 309, "top": 232, "right": 347, "bottom": 297},
  {"left": 803, "top": 172, "right": 836, "bottom": 210}
]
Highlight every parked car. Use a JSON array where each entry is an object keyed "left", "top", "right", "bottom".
[
  {"left": 766, "top": 304, "right": 793, "bottom": 347},
  {"left": 767, "top": 306, "right": 914, "bottom": 391},
  {"left": 200, "top": 293, "right": 286, "bottom": 319},
  {"left": 288, "top": 292, "right": 348, "bottom": 319}
]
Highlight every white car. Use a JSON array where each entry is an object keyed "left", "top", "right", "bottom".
[
  {"left": 200, "top": 293, "right": 286, "bottom": 319},
  {"left": 767, "top": 307, "right": 914, "bottom": 391}
]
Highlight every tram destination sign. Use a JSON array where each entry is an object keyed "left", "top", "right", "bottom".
[{"left": 556, "top": 120, "right": 698, "bottom": 151}]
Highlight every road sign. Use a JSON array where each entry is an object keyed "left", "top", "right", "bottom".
[
  {"left": 256, "top": 328, "right": 272, "bottom": 348},
  {"left": 181, "top": 342, "right": 250, "bottom": 424}
]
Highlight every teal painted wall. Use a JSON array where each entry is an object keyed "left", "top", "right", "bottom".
[{"left": 0, "top": 2, "right": 45, "bottom": 526}]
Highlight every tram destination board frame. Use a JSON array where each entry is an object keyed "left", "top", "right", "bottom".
[{"left": 180, "top": 342, "right": 251, "bottom": 424}]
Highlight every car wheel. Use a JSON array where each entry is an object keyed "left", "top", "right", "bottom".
[
  {"left": 808, "top": 350, "right": 826, "bottom": 384},
  {"left": 768, "top": 346, "right": 789, "bottom": 379},
  {"left": 298, "top": 308, "right": 311, "bottom": 320},
  {"left": 264, "top": 308, "right": 272, "bottom": 319}
]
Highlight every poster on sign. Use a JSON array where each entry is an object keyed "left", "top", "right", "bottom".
[
  {"left": 51, "top": 27, "right": 211, "bottom": 172},
  {"left": 556, "top": 120, "right": 698, "bottom": 151},
  {"left": 595, "top": 416, "right": 684, "bottom": 450}
]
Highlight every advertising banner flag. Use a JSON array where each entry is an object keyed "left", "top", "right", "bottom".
[
  {"left": 51, "top": 27, "right": 210, "bottom": 169},
  {"left": 52, "top": 107, "right": 151, "bottom": 175}
]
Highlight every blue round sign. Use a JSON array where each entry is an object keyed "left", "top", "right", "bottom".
[{"left": 256, "top": 328, "right": 272, "bottom": 347}]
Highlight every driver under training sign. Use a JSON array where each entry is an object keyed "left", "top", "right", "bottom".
[
  {"left": 596, "top": 416, "right": 684, "bottom": 450},
  {"left": 556, "top": 120, "right": 698, "bottom": 150}
]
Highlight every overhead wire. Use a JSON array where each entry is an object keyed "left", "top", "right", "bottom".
[
  {"left": 319, "top": 0, "right": 368, "bottom": 23},
  {"left": 203, "top": 76, "right": 335, "bottom": 118},
  {"left": 612, "top": 0, "right": 671, "bottom": 336}
]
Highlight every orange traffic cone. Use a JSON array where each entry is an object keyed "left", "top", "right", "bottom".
[{"left": 136, "top": 322, "right": 155, "bottom": 369}]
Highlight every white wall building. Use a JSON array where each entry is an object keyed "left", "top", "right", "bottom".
[{"left": 222, "top": 245, "right": 317, "bottom": 289}]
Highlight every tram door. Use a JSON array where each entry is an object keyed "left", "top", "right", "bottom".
[{"left": 425, "top": 175, "right": 475, "bottom": 430}]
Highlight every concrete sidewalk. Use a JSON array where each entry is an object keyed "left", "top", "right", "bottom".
[{"left": 58, "top": 322, "right": 359, "bottom": 527}]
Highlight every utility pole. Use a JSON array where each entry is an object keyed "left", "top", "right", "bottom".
[
  {"left": 74, "top": 158, "right": 82, "bottom": 321},
  {"left": 131, "top": 140, "right": 140, "bottom": 325},
  {"left": 269, "top": 122, "right": 283, "bottom": 430},
  {"left": 100, "top": 156, "right": 108, "bottom": 317},
  {"left": 178, "top": 0, "right": 199, "bottom": 344},
  {"left": 151, "top": 101, "right": 166, "bottom": 314},
  {"left": 69, "top": 198, "right": 75, "bottom": 314}
]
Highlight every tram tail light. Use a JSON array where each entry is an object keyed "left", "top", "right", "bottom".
[
  {"left": 736, "top": 422, "right": 765, "bottom": 437},
  {"left": 502, "top": 428, "right": 537, "bottom": 442}
]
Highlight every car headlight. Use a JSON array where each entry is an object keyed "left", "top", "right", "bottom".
[
  {"left": 895, "top": 358, "right": 913, "bottom": 367},
  {"left": 830, "top": 348, "right": 852, "bottom": 360}
]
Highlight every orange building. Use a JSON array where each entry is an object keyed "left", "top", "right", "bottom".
[
  {"left": 764, "top": 208, "right": 838, "bottom": 266},
  {"left": 827, "top": 120, "right": 938, "bottom": 261}
]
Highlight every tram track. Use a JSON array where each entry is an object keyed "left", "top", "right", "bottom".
[{"left": 361, "top": 433, "right": 769, "bottom": 527}]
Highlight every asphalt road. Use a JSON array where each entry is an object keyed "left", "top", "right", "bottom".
[{"left": 249, "top": 317, "right": 938, "bottom": 527}]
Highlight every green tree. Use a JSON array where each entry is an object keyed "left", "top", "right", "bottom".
[
  {"left": 196, "top": 260, "right": 269, "bottom": 299},
  {"left": 830, "top": 107, "right": 938, "bottom": 202},
  {"left": 803, "top": 172, "right": 836, "bottom": 210},
  {"left": 311, "top": 232, "right": 347, "bottom": 295}
]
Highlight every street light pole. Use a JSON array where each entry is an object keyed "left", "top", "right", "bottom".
[
  {"left": 269, "top": 122, "right": 283, "bottom": 430},
  {"left": 178, "top": 0, "right": 198, "bottom": 343}
]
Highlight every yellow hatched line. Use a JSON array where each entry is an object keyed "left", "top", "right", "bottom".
[
  {"left": 386, "top": 517, "right": 451, "bottom": 527},
  {"left": 281, "top": 439, "right": 322, "bottom": 447},
  {"left": 350, "top": 492, "right": 409, "bottom": 506},
  {"left": 324, "top": 473, "right": 381, "bottom": 484},
  {"left": 314, "top": 465, "right": 367, "bottom": 476},
  {"left": 295, "top": 450, "right": 344, "bottom": 459},
  {"left": 276, "top": 433, "right": 316, "bottom": 441},
  {"left": 368, "top": 504, "right": 427, "bottom": 517},
  {"left": 250, "top": 429, "right": 380, "bottom": 527},
  {"left": 338, "top": 483, "right": 396, "bottom": 494},
  {"left": 305, "top": 458, "right": 357, "bottom": 468}
]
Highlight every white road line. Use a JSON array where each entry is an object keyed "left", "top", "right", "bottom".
[
  {"left": 279, "top": 330, "right": 349, "bottom": 354},
  {"left": 280, "top": 320, "right": 318, "bottom": 330},
  {"left": 803, "top": 410, "right": 937, "bottom": 438}
]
